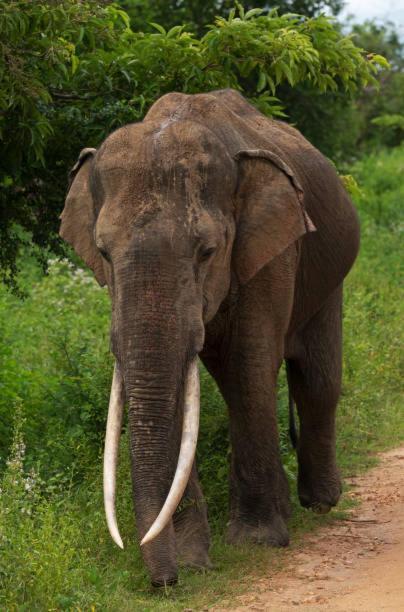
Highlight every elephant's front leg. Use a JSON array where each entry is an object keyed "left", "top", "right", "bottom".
[
  {"left": 202, "top": 251, "right": 297, "bottom": 548},
  {"left": 223, "top": 343, "right": 290, "bottom": 547},
  {"left": 205, "top": 296, "right": 292, "bottom": 548},
  {"left": 173, "top": 462, "right": 211, "bottom": 569}
]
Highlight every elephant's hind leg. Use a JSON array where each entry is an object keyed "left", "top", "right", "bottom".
[{"left": 287, "top": 284, "right": 343, "bottom": 513}]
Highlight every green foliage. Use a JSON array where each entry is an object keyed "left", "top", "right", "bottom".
[
  {"left": 372, "top": 114, "right": 404, "bottom": 129},
  {"left": 0, "top": 257, "right": 111, "bottom": 477},
  {"left": 0, "top": 0, "right": 131, "bottom": 288},
  {"left": 337, "top": 147, "right": 404, "bottom": 470},
  {"left": 120, "top": 0, "right": 345, "bottom": 36},
  {"left": 277, "top": 19, "right": 404, "bottom": 160},
  {"left": 0, "top": 0, "right": 127, "bottom": 170},
  {"left": 348, "top": 21, "right": 404, "bottom": 151},
  {"left": 339, "top": 173, "right": 363, "bottom": 201},
  {"left": 343, "top": 144, "right": 404, "bottom": 229},
  {"left": 0, "top": 145, "right": 403, "bottom": 609},
  {"left": 0, "top": 1, "right": 387, "bottom": 288},
  {"left": 0, "top": 407, "right": 80, "bottom": 608},
  {"left": 351, "top": 20, "right": 403, "bottom": 68},
  {"left": 371, "top": 113, "right": 404, "bottom": 144}
]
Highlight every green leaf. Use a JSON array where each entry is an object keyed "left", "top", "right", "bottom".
[
  {"left": 266, "top": 75, "right": 276, "bottom": 96},
  {"left": 282, "top": 62, "right": 295, "bottom": 86},
  {"left": 257, "top": 70, "right": 266, "bottom": 92},
  {"left": 245, "top": 8, "right": 265, "bottom": 20},
  {"left": 71, "top": 55, "right": 79, "bottom": 75},
  {"left": 117, "top": 9, "right": 130, "bottom": 29},
  {"left": 149, "top": 22, "right": 166, "bottom": 35},
  {"left": 235, "top": 2, "right": 245, "bottom": 20},
  {"left": 77, "top": 27, "right": 84, "bottom": 44},
  {"left": 227, "top": 8, "right": 236, "bottom": 23},
  {"left": 369, "top": 54, "right": 390, "bottom": 69},
  {"left": 339, "top": 174, "right": 364, "bottom": 200},
  {"left": 167, "top": 25, "right": 183, "bottom": 39}
]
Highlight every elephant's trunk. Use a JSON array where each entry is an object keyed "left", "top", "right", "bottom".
[
  {"left": 102, "top": 358, "right": 200, "bottom": 551},
  {"left": 140, "top": 357, "right": 200, "bottom": 546},
  {"left": 104, "top": 252, "right": 204, "bottom": 585}
]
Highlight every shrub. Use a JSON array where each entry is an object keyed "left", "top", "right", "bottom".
[{"left": 0, "top": 258, "right": 111, "bottom": 477}]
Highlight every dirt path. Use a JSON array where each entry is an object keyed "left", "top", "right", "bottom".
[{"left": 216, "top": 447, "right": 404, "bottom": 612}]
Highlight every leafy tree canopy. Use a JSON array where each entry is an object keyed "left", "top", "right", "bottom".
[
  {"left": 0, "top": 1, "right": 387, "bottom": 289},
  {"left": 351, "top": 20, "right": 403, "bottom": 70},
  {"left": 348, "top": 21, "right": 404, "bottom": 149},
  {"left": 120, "top": 0, "right": 345, "bottom": 36}
]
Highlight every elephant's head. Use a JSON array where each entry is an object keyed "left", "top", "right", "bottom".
[{"left": 60, "top": 97, "right": 314, "bottom": 585}]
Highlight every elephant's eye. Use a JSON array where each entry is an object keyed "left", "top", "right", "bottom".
[
  {"left": 99, "top": 247, "right": 111, "bottom": 263},
  {"left": 199, "top": 246, "right": 216, "bottom": 263}
]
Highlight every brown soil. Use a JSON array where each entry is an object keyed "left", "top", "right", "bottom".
[{"left": 215, "top": 446, "right": 404, "bottom": 612}]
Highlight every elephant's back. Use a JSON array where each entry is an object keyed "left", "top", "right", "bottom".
[{"left": 209, "top": 90, "right": 360, "bottom": 326}]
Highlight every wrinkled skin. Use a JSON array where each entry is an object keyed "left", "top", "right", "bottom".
[{"left": 60, "top": 90, "right": 360, "bottom": 586}]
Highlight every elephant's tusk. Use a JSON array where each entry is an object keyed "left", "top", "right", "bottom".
[
  {"left": 103, "top": 362, "right": 125, "bottom": 549},
  {"left": 140, "top": 357, "right": 200, "bottom": 546}
]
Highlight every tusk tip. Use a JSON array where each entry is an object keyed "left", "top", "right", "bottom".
[
  {"left": 115, "top": 539, "right": 124, "bottom": 550},
  {"left": 140, "top": 531, "right": 153, "bottom": 547},
  {"left": 109, "top": 530, "right": 124, "bottom": 550}
]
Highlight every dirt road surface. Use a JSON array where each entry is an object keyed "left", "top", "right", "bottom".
[{"left": 216, "top": 446, "right": 404, "bottom": 612}]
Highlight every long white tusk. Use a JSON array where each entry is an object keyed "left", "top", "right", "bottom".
[
  {"left": 140, "top": 357, "right": 200, "bottom": 546},
  {"left": 103, "top": 362, "right": 125, "bottom": 549}
]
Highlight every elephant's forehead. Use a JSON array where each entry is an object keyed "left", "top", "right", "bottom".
[
  {"left": 94, "top": 121, "right": 235, "bottom": 223},
  {"left": 97, "top": 119, "right": 228, "bottom": 167}
]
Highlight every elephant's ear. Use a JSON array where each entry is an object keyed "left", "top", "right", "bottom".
[
  {"left": 59, "top": 148, "right": 106, "bottom": 286},
  {"left": 233, "top": 149, "right": 316, "bottom": 285}
]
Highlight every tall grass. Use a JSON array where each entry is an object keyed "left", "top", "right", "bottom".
[{"left": 0, "top": 146, "right": 403, "bottom": 609}]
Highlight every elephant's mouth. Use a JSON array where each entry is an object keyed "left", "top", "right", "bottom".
[{"left": 103, "top": 357, "right": 200, "bottom": 549}]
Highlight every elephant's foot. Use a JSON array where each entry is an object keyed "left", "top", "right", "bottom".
[
  {"left": 226, "top": 513, "right": 289, "bottom": 548},
  {"left": 178, "top": 545, "right": 212, "bottom": 571},
  {"left": 298, "top": 464, "right": 342, "bottom": 514},
  {"left": 143, "top": 540, "right": 179, "bottom": 588},
  {"left": 144, "top": 544, "right": 179, "bottom": 588},
  {"left": 138, "top": 516, "right": 179, "bottom": 588},
  {"left": 174, "top": 499, "right": 211, "bottom": 570},
  {"left": 151, "top": 574, "right": 178, "bottom": 588},
  {"left": 177, "top": 533, "right": 212, "bottom": 571},
  {"left": 227, "top": 462, "right": 291, "bottom": 547}
]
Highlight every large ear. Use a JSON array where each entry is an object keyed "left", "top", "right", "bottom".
[
  {"left": 59, "top": 148, "right": 106, "bottom": 286},
  {"left": 233, "top": 149, "right": 316, "bottom": 285}
]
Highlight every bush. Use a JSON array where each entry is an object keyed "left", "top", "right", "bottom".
[
  {"left": 0, "top": 258, "right": 111, "bottom": 477},
  {"left": 337, "top": 148, "right": 403, "bottom": 469},
  {"left": 0, "top": 407, "right": 80, "bottom": 608},
  {"left": 345, "top": 144, "right": 404, "bottom": 228}
]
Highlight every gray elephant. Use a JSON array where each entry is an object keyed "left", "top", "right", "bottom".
[{"left": 59, "top": 89, "right": 360, "bottom": 586}]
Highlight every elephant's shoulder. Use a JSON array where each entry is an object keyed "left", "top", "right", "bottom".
[{"left": 144, "top": 92, "right": 190, "bottom": 122}]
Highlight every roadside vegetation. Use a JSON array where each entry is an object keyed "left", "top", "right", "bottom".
[{"left": 0, "top": 1, "right": 403, "bottom": 609}]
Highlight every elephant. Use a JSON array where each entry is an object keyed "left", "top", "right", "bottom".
[{"left": 59, "top": 89, "right": 360, "bottom": 587}]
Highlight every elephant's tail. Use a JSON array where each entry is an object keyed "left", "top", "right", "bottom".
[
  {"left": 285, "top": 361, "right": 298, "bottom": 449},
  {"left": 288, "top": 391, "right": 298, "bottom": 449}
]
